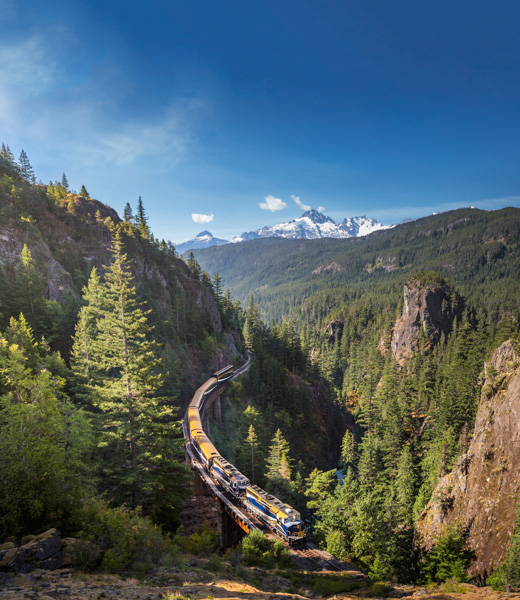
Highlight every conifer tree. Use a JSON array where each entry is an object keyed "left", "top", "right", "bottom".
[
  {"left": 61, "top": 172, "right": 69, "bottom": 191},
  {"left": 266, "top": 429, "right": 292, "bottom": 480},
  {"left": 78, "top": 229, "right": 190, "bottom": 513},
  {"left": 71, "top": 268, "right": 106, "bottom": 398},
  {"left": 135, "top": 196, "right": 149, "bottom": 239},
  {"left": 14, "top": 245, "right": 45, "bottom": 334},
  {"left": 18, "top": 149, "right": 35, "bottom": 183},
  {"left": 394, "top": 446, "right": 416, "bottom": 526},
  {"left": 123, "top": 202, "right": 133, "bottom": 223},
  {"left": 247, "top": 424, "right": 257, "bottom": 485},
  {"left": 0, "top": 143, "right": 19, "bottom": 175},
  {"left": 79, "top": 185, "right": 90, "bottom": 198}
]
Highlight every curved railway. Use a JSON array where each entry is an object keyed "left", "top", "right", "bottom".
[
  {"left": 183, "top": 359, "right": 366, "bottom": 577},
  {"left": 183, "top": 361, "right": 305, "bottom": 545}
]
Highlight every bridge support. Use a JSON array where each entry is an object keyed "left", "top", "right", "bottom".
[
  {"left": 212, "top": 397, "right": 222, "bottom": 426},
  {"left": 218, "top": 509, "right": 246, "bottom": 549},
  {"left": 193, "top": 470, "right": 208, "bottom": 497}
]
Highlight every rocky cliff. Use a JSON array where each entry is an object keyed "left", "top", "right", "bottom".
[
  {"left": 416, "top": 340, "right": 520, "bottom": 578},
  {"left": 391, "top": 273, "right": 463, "bottom": 363}
]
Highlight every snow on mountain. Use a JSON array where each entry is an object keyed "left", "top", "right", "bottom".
[
  {"left": 177, "top": 231, "right": 228, "bottom": 254},
  {"left": 230, "top": 209, "right": 388, "bottom": 243}
]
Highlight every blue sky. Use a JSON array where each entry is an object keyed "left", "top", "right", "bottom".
[{"left": 1, "top": 0, "right": 520, "bottom": 243}]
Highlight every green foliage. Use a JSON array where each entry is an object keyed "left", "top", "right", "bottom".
[
  {"left": 421, "top": 525, "right": 473, "bottom": 583},
  {"left": 71, "top": 230, "right": 192, "bottom": 521},
  {"left": 487, "top": 500, "right": 520, "bottom": 591},
  {"left": 239, "top": 530, "right": 291, "bottom": 568},
  {"left": 175, "top": 523, "right": 219, "bottom": 557},
  {"left": 277, "top": 570, "right": 360, "bottom": 596},
  {"left": 0, "top": 316, "right": 91, "bottom": 538},
  {"left": 74, "top": 497, "right": 172, "bottom": 574},
  {"left": 368, "top": 581, "right": 393, "bottom": 597}
]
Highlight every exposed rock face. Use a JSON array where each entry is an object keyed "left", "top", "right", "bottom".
[
  {"left": 391, "top": 275, "right": 463, "bottom": 363},
  {"left": 326, "top": 320, "right": 344, "bottom": 344},
  {"left": 416, "top": 340, "right": 520, "bottom": 578},
  {"left": 0, "top": 529, "right": 65, "bottom": 573}
]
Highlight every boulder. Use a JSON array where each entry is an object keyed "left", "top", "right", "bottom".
[{"left": 0, "top": 528, "right": 63, "bottom": 573}]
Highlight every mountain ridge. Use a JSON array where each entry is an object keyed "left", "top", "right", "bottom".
[{"left": 178, "top": 209, "right": 388, "bottom": 253}]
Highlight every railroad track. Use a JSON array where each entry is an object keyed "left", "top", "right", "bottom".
[{"left": 292, "top": 546, "right": 366, "bottom": 576}]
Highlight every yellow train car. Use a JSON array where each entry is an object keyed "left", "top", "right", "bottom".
[
  {"left": 213, "top": 365, "right": 234, "bottom": 382},
  {"left": 191, "top": 431, "right": 220, "bottom": 468},
  {"left": 188, "top": 406, "right": 203, "bottom": 437}
]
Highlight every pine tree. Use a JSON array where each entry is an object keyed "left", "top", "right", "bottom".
[
  {"left": 18, "top": 149, "right": 35, "bottom": 183},
  {"left": 71, "top": 268, "right": 106, "bottom": 398},
  {"left": 266, "top": 429, "right": 292, "bottom": 480},
  {"left": 135, "top": 196, "right": 149, "bottom": 239},
  {"left": 212, "top": 273, "right": 224, "bottom": 307},
  {"left": 14, "top": 245, "right": 46, "bottom": 334},
  {"left": 0, "top": 144, "right": 19, "bottom": 175},
  {"left": 340, "top": 428, "right": 356, "bottom": 470},
  {"left": 80, "top": 185, "right": 90, "bottom": 198},
  {"left": 61, "top": 173, "right": 69, "bottom": 191},
  {"left": 85, "top": 229, "right": 189, "bottom": 512},
  {"left": 123, "top": 202, "right": 133, "bottom": 223},
  {"left": 186, "top": 252, "right": 202, "bottom": 279},
  {"left": 247, "top": 424, "right": 257, "bottom": 485},
  {"left": 394, "top": 446, "right": 416, "bottom": 526}
]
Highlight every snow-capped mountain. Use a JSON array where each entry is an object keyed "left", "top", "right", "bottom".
[
  {"left": 177, "top": 231, "right": 228, "bottom": 254},
  {"left": 230, "top": 210, "right": 388, "bottom": 243}
]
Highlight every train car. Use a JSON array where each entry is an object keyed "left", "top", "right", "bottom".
[
  {"left": 211, "top": 456, "right": 250, "bottom": 498},
  {"left": 213, "top": 365, "right": 234, "bottom": 382},
  {"left": 191, "top": 430, "right": 220, "bottom": 470},
  {"left": 244, "top": 485, "right": 306, "bottom": 544},
  {"left": 187, "top": 406, "right": 203, "bottom": 432}
]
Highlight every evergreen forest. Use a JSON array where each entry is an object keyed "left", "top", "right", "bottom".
[{"left": 2, "top": 144, "right": 520, "bottom": 590}]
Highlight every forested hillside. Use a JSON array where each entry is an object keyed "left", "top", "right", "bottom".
[
  {"left": 0, "top": 146, "right": 247, "bottom": 555},
  {"left": 192, "top": 207, "right": 520, "bottom": 323},
  {"left": 193, "top": 204, "right": 520, "bottom": 585}
]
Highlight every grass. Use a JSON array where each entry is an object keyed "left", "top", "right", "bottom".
[{"left": 276, "top": 570, "right": 360, "bottom": 597}]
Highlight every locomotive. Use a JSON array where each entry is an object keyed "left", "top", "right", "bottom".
[{"left": 187, "top": 365, "right": 306, "bottom": 544}]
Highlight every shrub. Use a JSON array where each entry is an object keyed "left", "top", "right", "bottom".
[
  {"left": 421, "top": 524, "right": 474, "bottom": 583},
  {"left": 74, "top": 497, "right": 172, "bottom": 574},
  {"left": 239, "top": 531, "right": 291, "bottom": 568},
  {"left": 175, "top": 523, "right": 219, "bottom": 557},
  {"left": 369, "top": 581, "right": 392, "bottom": 597}
]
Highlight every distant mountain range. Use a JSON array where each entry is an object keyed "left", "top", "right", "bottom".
[{"left": 178, "top": 210, "right": 388, "bottom": 253}]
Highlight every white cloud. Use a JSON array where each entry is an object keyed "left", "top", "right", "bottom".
[
  {"left": 192, "top": 213, "right": 214, "bottom": 224},
  {"left": 292, "top": 195, "right": 310, "bottom": 211},
  {"left": 0, "top": 36, "right": 58, "bottom": 95},
  {"left": 259, "top": 195, "right": 287, "bottom": 212},
  {"left": 317, "top": 206, "right": 325, "bottom": 212}
]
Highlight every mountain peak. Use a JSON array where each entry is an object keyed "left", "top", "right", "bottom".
[
  {"left": 177, "top": 231, "right": 228, "bottom": 254},
  {"left": 301, "top": 209, "right": 335, "bottom": 225}
]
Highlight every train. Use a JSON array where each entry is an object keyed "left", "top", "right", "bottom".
[{"left": 187, "top": 365, "right": 306, "bottom": 544}]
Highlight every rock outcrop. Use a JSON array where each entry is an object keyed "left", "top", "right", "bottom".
[
  {"left": 0, "top": 529, "right": 100, "bottom": 573},
  {"left": 0, "top": 529, "right": 64, "bottom": 573},
  {"left": 416, "top": 340, "right": 520, "bottom": 578},
  {"left": 391, "top": 273, "right": 463, "bottom": 364}
]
